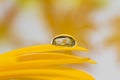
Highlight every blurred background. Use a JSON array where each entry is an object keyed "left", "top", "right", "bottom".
[{"left": 0, "top": 0, "right": 120, "bottom": 80}]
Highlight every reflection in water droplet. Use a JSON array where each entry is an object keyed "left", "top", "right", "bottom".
[{"left": 52, "top": 35, "right": 76, "bottom": 47}]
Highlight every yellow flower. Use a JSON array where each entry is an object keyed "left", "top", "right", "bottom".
[{"left": 0, "top": 35, "right": 96, "bottom": 80}]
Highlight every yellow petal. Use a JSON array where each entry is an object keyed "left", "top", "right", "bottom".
[
  {"left": 3, "top": 76, "right": 75, "bottom": 80},
  {"left": 0, "top": 53, "right": 95, "bottom": 68},
  {"left": 0, "top": 66, "right": 95, "bottom": 80},
  {"left": 0, "top": 44, "right": 95, "bottom": 80},
  {"left": 2, "top": 44, "right": 88, "bottom": 57},
  {"left": 0, "top": 58, "right": 89, "bottom": 68},
  {"left": 87, "top": 59, "right": 97, "bottom": 64},
  {"left": 17, "top": 53, "right": 94, "bottom": 64}
]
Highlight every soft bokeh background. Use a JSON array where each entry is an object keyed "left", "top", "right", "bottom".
[{"left": 0, "top": 0, "right": 120, "bottom": 80}]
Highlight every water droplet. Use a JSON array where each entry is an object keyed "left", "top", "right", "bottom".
[{"left": 52, "top": 35, "right": 76, "bottom": 47}]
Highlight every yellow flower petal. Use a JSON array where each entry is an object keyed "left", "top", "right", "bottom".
[
  {"left": 2, "top": 44, "right": 88, "bottom": 57},
  {"left": 0, "top": 44, "right": 95, "bottom": 80},
  {"left": 0, "top": 67, "right": 95, "bottom": 80},
  {"left": 17, "top": 53, "right": 95, "bottom": 64},
  {"left": 0, "top": 53, "right": 95, "bottom": 67}
]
